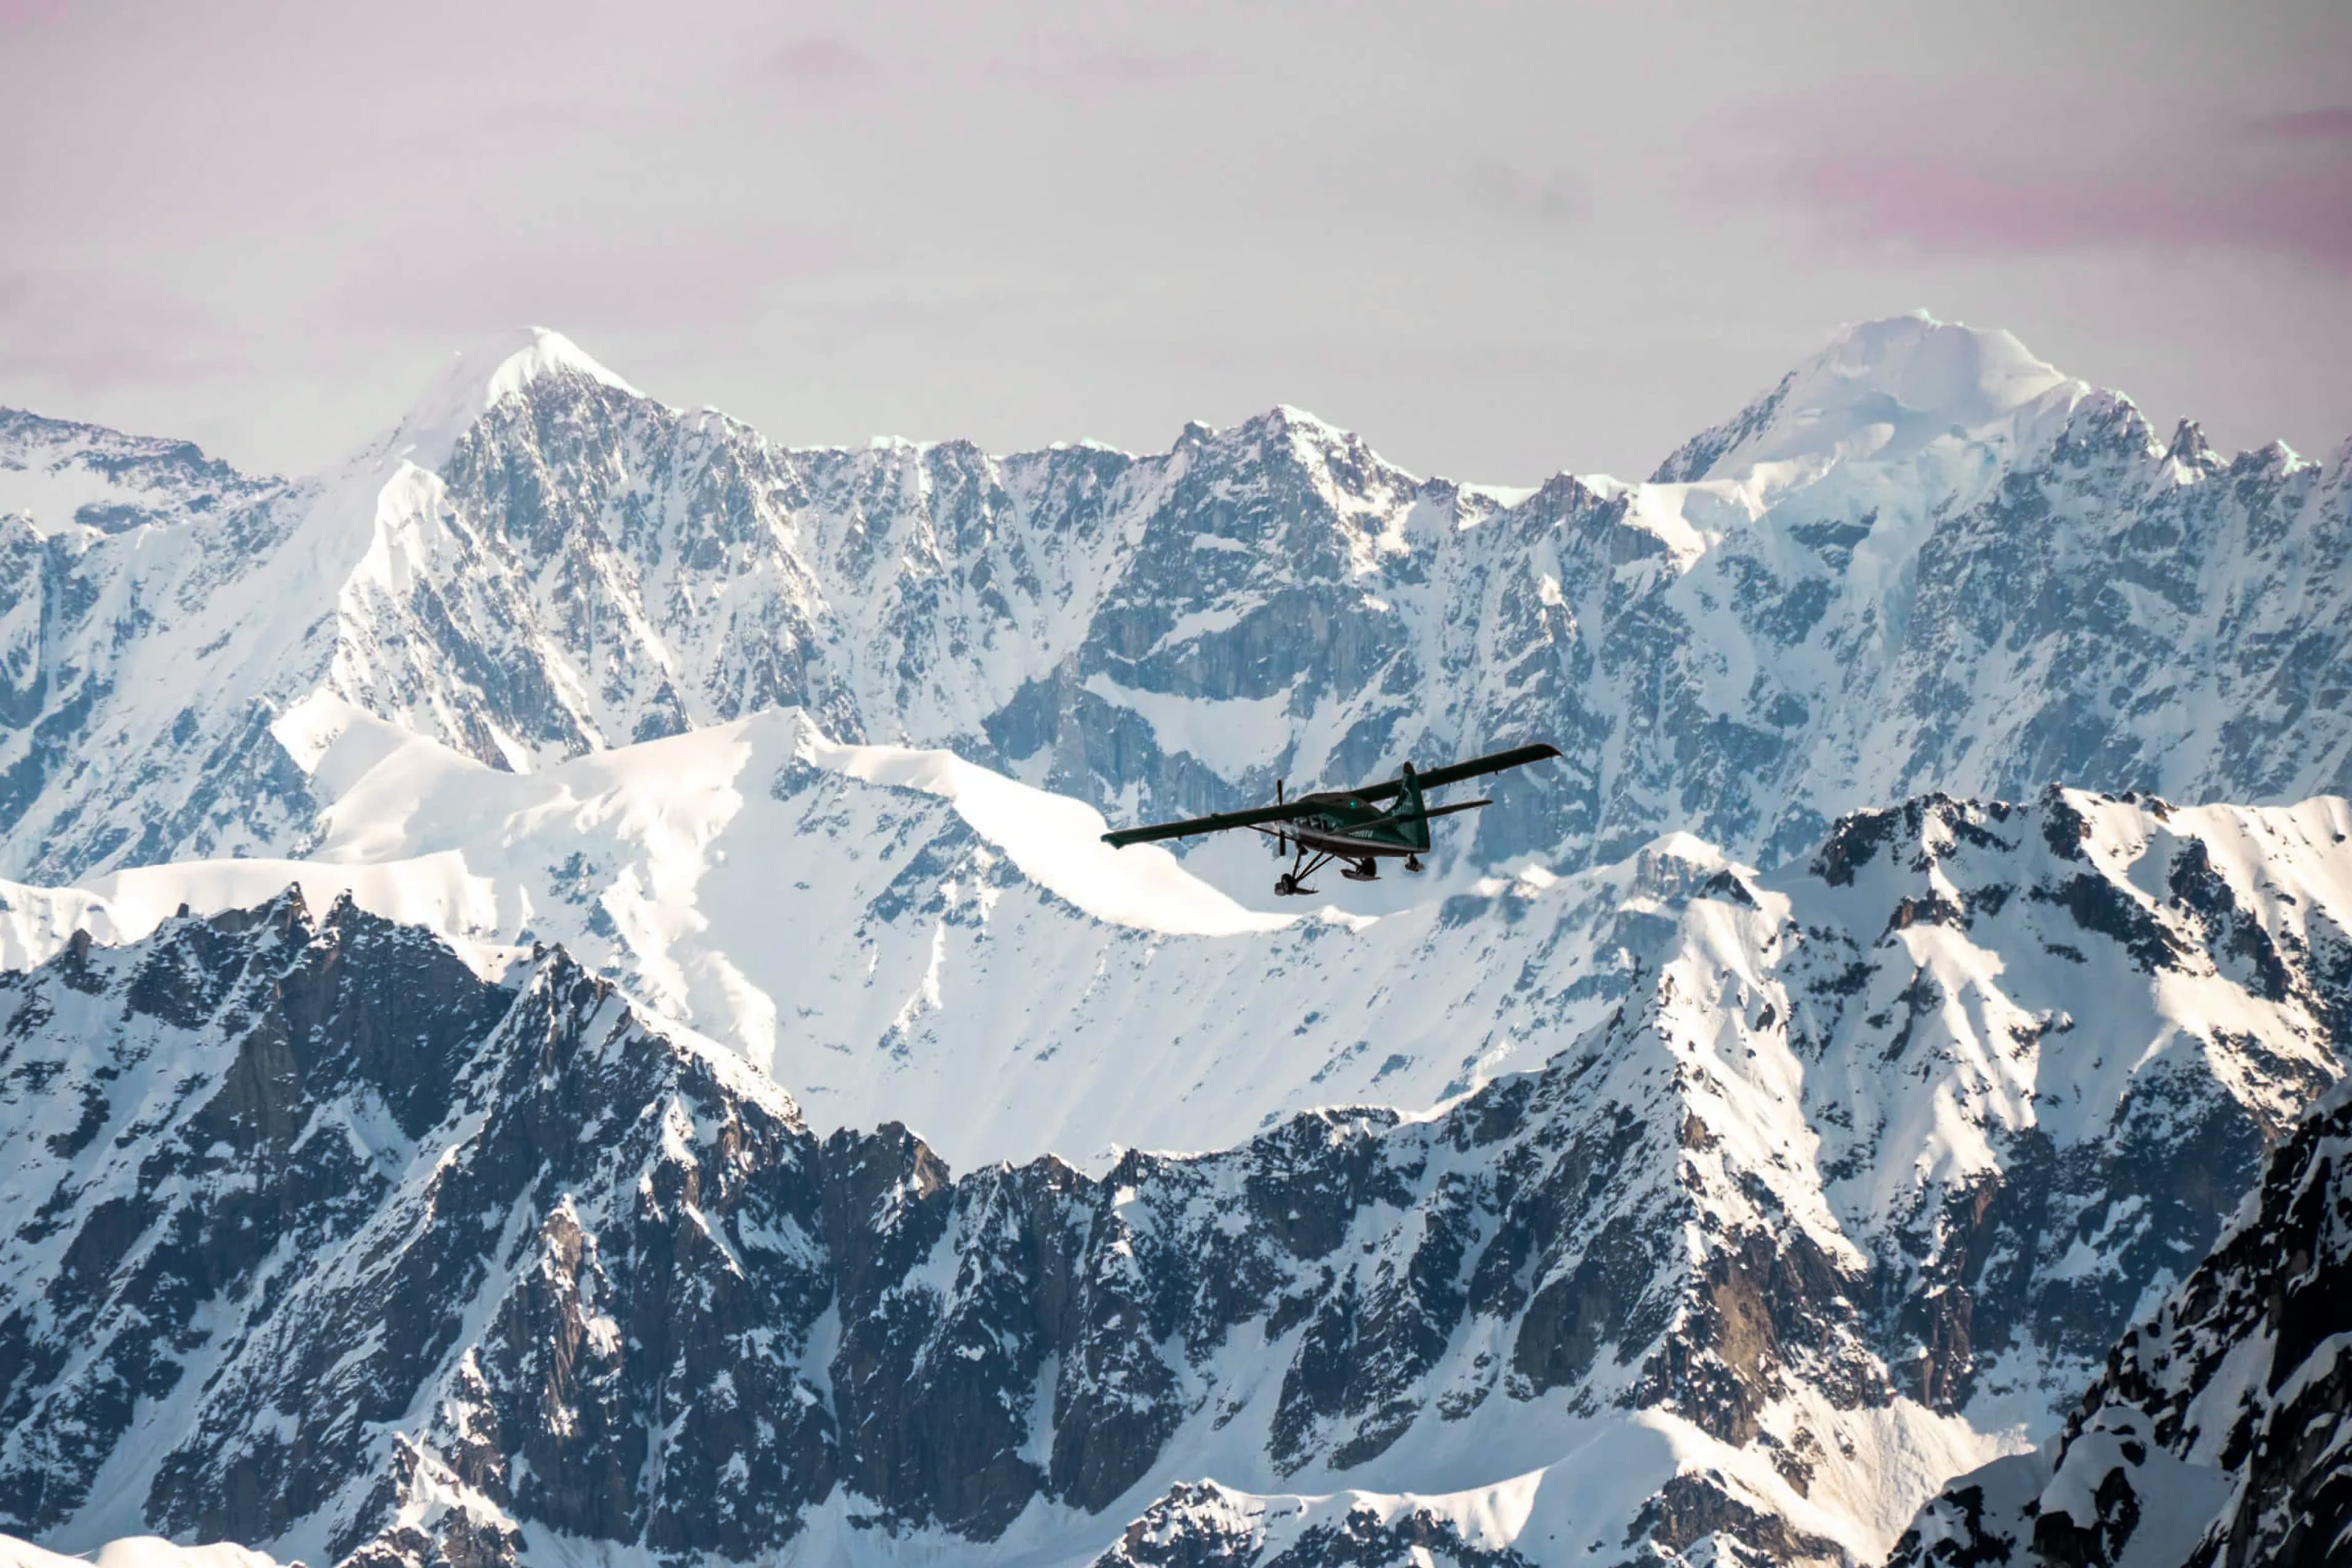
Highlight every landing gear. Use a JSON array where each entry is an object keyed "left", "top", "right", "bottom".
[
  {"left": 1272, "top": 841, "right": 1337, "bottom": 897},
  {"left": 1340, "top": 858, "right": 1379, "bottom": 882},
  {"left": 1404, "top": 854, "right": 1423, "bottom": 874}
]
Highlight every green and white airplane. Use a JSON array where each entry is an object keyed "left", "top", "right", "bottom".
[{"left": 1101, "top": 742, "right": 1561, "bottom": 897}]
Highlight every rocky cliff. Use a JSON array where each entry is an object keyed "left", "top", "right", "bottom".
[{"left": 1887, "top": 1077, "right": 2352, "bottom": 1567}]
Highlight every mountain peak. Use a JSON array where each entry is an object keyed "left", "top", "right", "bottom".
[
  {"left": 1816, "top": 311, "right": 2072, "bottom": 416},
  {"left": 382, "top": 326, "right": 642, "bottom": 474},
  {"left": 1651, "top": 312, "right": 2088, "bottom": 485},
  {"left": 1230, "top": 402, "right": 1353, "bottom": 446},
  {"left": 477, "top": 325, "right": 639, "bottom": 405}
]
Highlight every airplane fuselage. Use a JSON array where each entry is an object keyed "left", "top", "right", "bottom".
[{"left": 1277, "top": 793, "right": 1430, "bottom": 857}]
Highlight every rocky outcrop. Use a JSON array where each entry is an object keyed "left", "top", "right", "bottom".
[
  {"left": 1887, "top": 1078, "right": 2352, "bottom": 1567},
  {"left": 0, "top": 890, "right": 844, "bottom": 1560},
  {"left": 1093, "top": 1483, "right": 1540, "bottom": 1568}
]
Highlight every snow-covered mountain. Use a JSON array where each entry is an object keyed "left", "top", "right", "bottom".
[
  {"left": 0, "top": 408, "right": 288, "bottom": 542},
  {"left": 1887, "top": 1077, "right": 2352, "bottom": 1567},
  {"left": 2, "top": 314, "right": 2348, "bottom": 894},
  {"left": 4, "top": 313, "right": 2350, "bottom": 1567},
  {"left": 1, "top": 775, "right": 2345, "bottom": 1564}
]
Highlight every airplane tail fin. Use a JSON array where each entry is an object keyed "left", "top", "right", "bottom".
[{"left": 1398, "top": 762, "right": 1431, "bottom": 852}]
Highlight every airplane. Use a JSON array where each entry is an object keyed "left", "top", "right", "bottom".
[{"left": 1099, "top": 742, "right": 1562, "bottom": 897}]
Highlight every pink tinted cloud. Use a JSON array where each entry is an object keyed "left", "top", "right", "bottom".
[
  {"left": 331, "top": 227, "right": 848, "bottom": 338},
  {"left": 0, "top": 0, "right": 65, "bottom": 24},
  {"left": 756, "top": 34, "right": 891, "bottom": 114},
  {"left": 0, "top": 269, "right": 245, "bottom": 390},
  {"left": 1724, "top": 79, "right": 2352, "bottom": 277},
  {"left": 1013, "top": 46, "right": 1223, "bottom": 102},
  {"left": 1786, "top": 152, "right": 2352, "bottom": 275},
  {"left": 2246, "top": 106, "right": 2352, "bottom": 141},
  {"left": 767, "top": 35, "right": 885, "bottom": 87}
]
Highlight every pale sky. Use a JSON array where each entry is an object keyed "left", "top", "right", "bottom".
[{"left": 3, "top": 0, "right": 2347, "bottom": 486}]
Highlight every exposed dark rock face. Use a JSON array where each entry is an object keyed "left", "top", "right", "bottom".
[
  {"left": 0, "top": 892, "right": 1891, "bottom": 1564},
  {"left": 1886, "top": 1079, "right": 2352, "bottom": 1567},
  {"left": 1776, "top": 791, "right": 2349, "bottom": 1424},
  {"left": 0, "top": 896, "right": 1707, "bottom": 1561},
  {"left": 1631, "top": 1473, "right": 1848, "bottom": 1565},
  {"left": 0, "top": 410, "right": 316, "bottom": 879},
  {"left": 0, "top": 890, "right": 840, "bottom": 1561}
]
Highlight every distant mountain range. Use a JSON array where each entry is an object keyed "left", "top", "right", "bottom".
[
  {"left": 1, "top": 313, "right": 2346, "bottom": 890},
  {"left": 0, "top": 317, "right": 2346, "bottom": 1567}
]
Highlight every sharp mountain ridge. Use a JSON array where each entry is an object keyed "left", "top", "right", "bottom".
[{"left": 1, "top": 315, "right": 2346, "bottom": 901}]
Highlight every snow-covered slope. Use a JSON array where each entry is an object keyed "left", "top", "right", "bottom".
[
  {"left": 7, "top": 700, "right": 2348, "bottom": 1199},
  {"left": 2, "top": 774, "right": 2348, "bottom": 1555},
  {"left": 2, "top": 315, "right": 2347, "bottom": 896},
  {"left": 1648, "top": 313, "right": 2085, "bottom": 488},
  {"left": 0, "top": 408, "right": 287, "bottom": 540},
  {"left": 0, "top": 1534, "right": 280, "bottom": 1568}
]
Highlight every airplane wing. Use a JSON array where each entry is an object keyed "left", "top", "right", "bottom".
[
  {"left": 1354, "top": 742, "right": 1562, "bottom": 802},
  {"left": 1100, "top": 744, "right": 1558, "bottom": 846},
  {"left": 1101, "top": 798, "right": 1322, "bottom": 848}
]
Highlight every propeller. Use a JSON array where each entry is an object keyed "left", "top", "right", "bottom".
[{"left": 1273, "top": 777, "right": 1286, "bottom": 857}]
